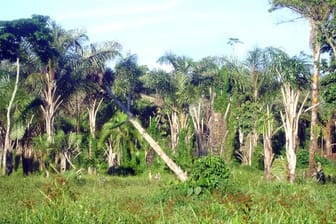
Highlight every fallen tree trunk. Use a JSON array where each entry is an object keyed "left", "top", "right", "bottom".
[{"left": 104, "top": 87, "right": 187, "bottom": 182}]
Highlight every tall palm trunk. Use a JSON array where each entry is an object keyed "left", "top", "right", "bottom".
[{"left": 309, "top": 22, "right": 321, "bottom": 175}]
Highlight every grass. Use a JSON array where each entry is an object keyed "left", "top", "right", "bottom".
[{"left": 1, "top": 167, "right": 336, "bottom": 223}]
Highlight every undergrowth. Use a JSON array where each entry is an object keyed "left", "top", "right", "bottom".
[{"left": 0, "top": 167, "right": 336, "bottom": 223}]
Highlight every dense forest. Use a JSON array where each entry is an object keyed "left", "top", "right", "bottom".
[{"left": 1, "top": 0, "right": 336, "bottom": 186}]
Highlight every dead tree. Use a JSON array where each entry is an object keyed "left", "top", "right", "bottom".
[
  {"left": 280, "top": 83, "right": 309, "bottom": 183},
  {"left": 2, "top": 58, "right": 19, "bottom": 175},
  {"left": 87, "top": 98, "right": 103, "bottom": 174}
]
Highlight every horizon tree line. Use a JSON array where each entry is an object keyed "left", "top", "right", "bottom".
[{"left": 0, "top": 0, "right": 336, "bottom": 183}]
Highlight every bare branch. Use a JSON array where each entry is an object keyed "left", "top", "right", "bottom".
[{"left": 275, "top": 16, "right": 304, "bottom": 25}]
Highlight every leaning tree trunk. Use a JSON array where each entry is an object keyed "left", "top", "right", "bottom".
[
  {"left": 3, "top": 58, "right": 19, "bottom": 175},
  {"left": 106, "top": 88, "right": 187, "bottom": 182}
]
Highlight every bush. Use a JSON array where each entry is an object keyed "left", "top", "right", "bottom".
[
  {"left": 187, "top": 155, "right": 230, "bottom": 195},
  {"left": 296, "top": 149, "right": 309, "bottom": 169},
  {"left": 314, "top": 153, "right": 329, "bottom": 166}
]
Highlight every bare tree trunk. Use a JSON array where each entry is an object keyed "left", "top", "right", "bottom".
[
  {"left": 309, "top": 22, "right": 321, "bottom": 175},
  {"left": 40, "top": 73, "right": 62, "bottom": 143},
  {"left": 190, "top": 102, "right": 207, "bottom": 156},
  {"left": 280, "top": 84, "right": 309, "bottom": 183},
  {"left": 263, "top": 105, "right": 279, "bottom": 181},
  {"left": 60, "top": 152, "right": 66, "bottom": 173},
  {"left": 3, "top": 58, "right": 19, "bottom": 175},
  {"left": 237, "top": 128, "right": 248, "bottom": 165},
  {"left": 190, "top": 90, "right": 229, "bottom": 157},
  {"left": 167, "top": 110, "right": 188, "bottom": 153},
  {"left": 237, "top": 127, "right": 258, "bottom": 166},
  {"left": 248, "top": 131, "right": 258, "bottom": 166},
  {"left": 87, "top": 98, "right": 103, "bottom": 173},
  {"left": 107, "top": 91, "right": 187, "bottom": 182},
  {"left": 105, "top": 139, "right": 118, "bottom": 172},
  {"left": 263, "top": 133, "right": 274, "bottom": 181},
  {"left": 40, "top": 72, "right": 62, "bottom": 176},
  {"left": 167, "top": 111, "right": 178, "bottom": 152},
  {"left": 324, "top": 118, "right": 334, "bottom": 158}
]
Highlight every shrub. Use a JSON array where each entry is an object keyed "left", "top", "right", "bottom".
[
  {"left": 314, "top": 153, "right": 329, "bottom": 166},
  {"left": 296, "top": 149, "right": 309, "bottom": 169},
  {"left": 187, "top": 155, "right": 230, "bottom": 195}
]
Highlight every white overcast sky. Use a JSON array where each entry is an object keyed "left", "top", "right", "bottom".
[{"left": 1, "top": 0, "right": 310, "bottom": 69}]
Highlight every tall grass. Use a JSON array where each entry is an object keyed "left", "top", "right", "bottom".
[{"left": 1, "top": 168, "right": 336, "bottom": 223}]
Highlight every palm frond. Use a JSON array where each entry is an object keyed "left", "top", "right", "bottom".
[{"left": 78, "top": 41, "right": 121, "bottom": 73}]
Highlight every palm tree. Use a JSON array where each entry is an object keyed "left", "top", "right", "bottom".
[
  {"left": 270, "top": 0, "right": 336, "bottom": 175},
  {"left": 98, "top": 112, "right": 144, "bottom": 173},
  {"left": 112, "top": 54, "right": 142, "bottom": 112},
  {"left": 157, "top": 52, "right": 195, "bottom": 153}
]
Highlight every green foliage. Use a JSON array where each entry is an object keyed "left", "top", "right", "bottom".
[
  {"left": 314, "top": 153, "right": 330, "bottom": 166},
  {"left": 143, "top": 117, "right": 169, "bottom": 170},
  {"left": 265, "top": 47, "right": 311, "bottom": 90},
  {"left": 39, "top": 174, "right": 79, "bottom": 206},
  {"left": 271, "top": 156, "right": 288, "bottom": 181},
  {"left": 321, "top": 72, "right": 336, "bottom": 111},
  {"left": 187, "top": 155, "right": 230, "bottom": 194},
  {"left": 0, "top": 15, "right": 53, "bottom": 62},
  {"left": 113, "top": 55, "right": 143, "bottom": 102},
  {"left": 10, "top": 121, "right": 25, "bottom": 140},
  {"left": 296, "top": 148, "right": 309, "bottom": 169},
  {"left": 141, "top": 69, "right": 173, "bottom": 96},
  {"left": 98, "top": 111, "right": 146, "bottom": 174},
  {"left": 213, "top": 67, "right": 231, "bottom": 113},
  {"left": 233, "top": 100, "right": 260, "bottom": 134},
  {"left": 252, "top": 144, "right": 264, "bottom": 170},
  {"left": 174, "top": 127, "right": 193, "bottom": 170},
  {"left": 33, "top": 134, "right": 50, "bottom": 154}
]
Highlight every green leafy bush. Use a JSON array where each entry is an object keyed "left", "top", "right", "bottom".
[
  {"left": 314, "top": 153, "right": 329, "bottom": 166},
  {"left": 296, "top": 149, "right": 309, "bottom": 169},
  {"left": 187, "top": 155, "right": 230, "bottom": 195}
]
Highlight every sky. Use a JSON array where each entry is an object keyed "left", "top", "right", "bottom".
[{"left": 1, "top": 0, "right": 310, "bottom": 69}]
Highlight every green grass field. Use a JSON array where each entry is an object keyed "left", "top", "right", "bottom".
[{"left": 1, "top": 167, "right": 335, "bottom": 223}]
